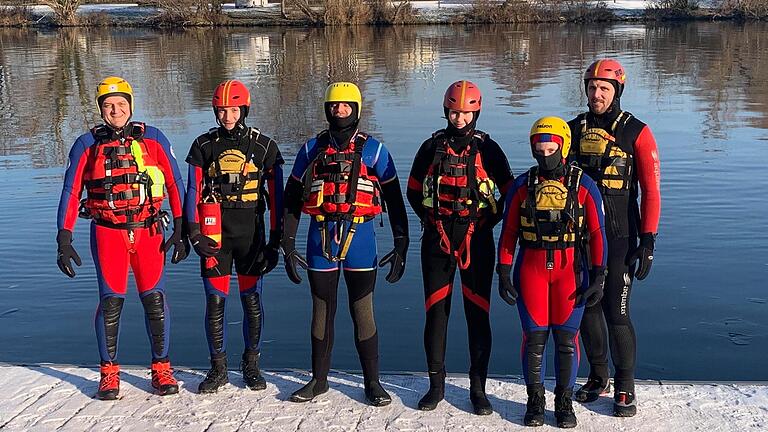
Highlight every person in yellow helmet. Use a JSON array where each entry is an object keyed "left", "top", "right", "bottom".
[
  {"left": 282, "top": 82, "right": 409, "bottom": 406},
  {"left": 497, "top": 116, "right": 607, "bottom": 428},
  {"left": 56, "top": 77, "right": 187, "bottom": 400}
]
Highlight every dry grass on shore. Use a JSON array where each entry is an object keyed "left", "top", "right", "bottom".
[
  {"left": 0, "top": 6, "right": 33, "bottom": 27},
  {"left": 465, "top": 0, "right": 615, "bottom": 24}
]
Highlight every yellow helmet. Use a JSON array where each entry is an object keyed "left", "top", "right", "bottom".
[
  {"left": 96, "top": 76, "right": 134, "bottom": 115},
  {"left": 529, "top": 116, "right": 572, "bottom": 158},
  {"left": 324, "top": 82, "right": 362, "bottom": 119}
]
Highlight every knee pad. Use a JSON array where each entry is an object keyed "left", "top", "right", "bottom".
[
  {"left": 205, "top": 294, "right": 226, "bottom": 354},
  {"left": 351, "top": 293, "right": 376, "bottom": 342},
  {"left": 99, "top": 296, "right": 124, "bottom": 360},
  {"left": 311, "top": 294, "right": 327, "bottom": 341},
  {"left": 240, "top": 292, "right": 263, "bottom": 351}
]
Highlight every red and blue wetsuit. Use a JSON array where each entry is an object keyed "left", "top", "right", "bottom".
[
  {"left": 498, "top": 166, "right": 607, "bottom": 391},
  {"left": 57, "top": 123, "right": 185, "bottom": 363},
  {"left": 184, "top": 125, "right": 284, "bottom": 357}
]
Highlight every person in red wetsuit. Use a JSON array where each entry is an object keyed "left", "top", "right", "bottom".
[
  {"left": 55, "top": 77, "right": 187, "bottom": 400},
  {"left": 497, "top": 116, "right": 607, "bottom": 428},
  {"left": 568, "top": 59, "right": 661, "bottom": 417},
  {"left": 407, "top": 81, "right": 514, "bottom": 415}
]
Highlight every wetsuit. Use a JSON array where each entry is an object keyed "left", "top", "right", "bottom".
[
  {"left": 407, "top": 129, "right": 513, "bottom": 383},
  {"left": 284, "top": 130, "right": 408, "bottom": 384},
  {"left": 498, "top": 166, "right": 607, "bottom": 391},
  {"left": 57, "top": 123, "right": 185, "bottom": 364},
  {"left": 184, "top": 125, "right": 284, "bottom": 356},
  {"left": 568, "top": 109, "right": 661, "bottom": 394}
]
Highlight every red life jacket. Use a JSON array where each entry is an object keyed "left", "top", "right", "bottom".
[
  {"left": 82, "top": 123, "right": 166, "bottom": 229},
  {"left": 301, "top": 131, "right": 382, "bottom": 221}
]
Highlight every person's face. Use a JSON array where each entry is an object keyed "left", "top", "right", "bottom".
[
  {"left": 100, "top": 95, "right": 131, "bottom": 129},
  {"left": 587, "top": 79, "right": 616, "bottom": 115},
  {"left": 448, "top": 110, "right": 474, "bottom": 129},
  {"left": 533, "top": 141, "right": 560, "bottom": 157},
  {"left": 216, "top": 106, "right": 241, "bottom": 130},
  {"left": 329, "top": 102, "right": 353, "bottom": 119}
]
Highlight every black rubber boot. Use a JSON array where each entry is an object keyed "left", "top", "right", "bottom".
[
  {"left": 524, "top": 384, "right": 546, "bottom": 427},
  {"left": 364, "top": 380, "right": 392, "bottom": 407},
  {"left": 554, "top": 388, "right": 577, "bottom": 428},
  {"left": 198, "top": 353, "right": 229, "bottom": 394},
  {"left": 613, "top": 391, "right": 637, "bottom": 417},
  {"left": 575, "top": 377, "right": 611, "bottom": 403},
  {"left": 469, "top": 374, "right": 493, "bottom": 416},
  {"left": 418, "top": 369, "right": 445, "bottom": 411},
  {"left": 289, "top": 378, "right": 329, "bottom": 402},
  {"left": 241, "top": 350, "right": 267, "bottom": 391}
]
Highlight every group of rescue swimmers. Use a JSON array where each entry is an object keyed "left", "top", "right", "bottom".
[{"left": 55, "top": 58, "right": 660, "bottom": 428}]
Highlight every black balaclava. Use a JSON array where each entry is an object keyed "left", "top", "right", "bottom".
[
  {"left": 325, "top": 102, "right": 359, "bottom": 148},
  {"left": 586, "top": 79, "right": 622, "bottom": 130},
  {"left": 444, "top": 108, "right": 480, "bottom": 150},
  {"left": 531, "top": 135, "right": 566, "bottom": 179},
  {"left": 216, "top": 105, "right": 249, "bottom": 139}
]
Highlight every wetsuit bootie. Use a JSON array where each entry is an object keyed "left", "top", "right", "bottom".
[
  {"left": 289, "top": 378, "right": 329, "bottom": 402},
  {"left": 151, "top": 359, "right": 179, "bottom": 396},
  {"left": 96, "top": 361, "right": 120, "bottom": 400},
  {"left": 241, "top": 351, "right": 267, "bottom": 391},
  {"left": 417, "top": 369, "right": 445, "bottom": 411},
  {"left": 469, "top": 374, "right": 493, "bottom": 415},
  {"left": 364, "top": 380, "right": 392, "bottom": 407},
  {"left": 554, "top": 388, "right": 577, "bottom": 429},
  {"left": 574, "top": 377, "right": 611, "bottom": 403},
  {"left": 613, "top": 391, "right": 637, "bottom": 417},
  {"left": 198, "top": 353, "right": 228, "bottom": 394},
  {"left": 524, "top": 384, "right": 546, "bottom": 427}
]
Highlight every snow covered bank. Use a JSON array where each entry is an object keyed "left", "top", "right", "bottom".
[{"left": 0, "top": 365, "right": 766, "bottom": 431}]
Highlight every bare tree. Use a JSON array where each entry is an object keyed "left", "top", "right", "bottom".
[{"left": 40, "top": 0, "right": 81, "bottom": 25}]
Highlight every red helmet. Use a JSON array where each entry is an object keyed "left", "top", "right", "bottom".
[
  {"left": 443, "top": 80, "right": 482, "bottom": 112},
  {"left": 212, "top": 80, "right": 251, "bottom": 117},
  {"left": 584, "top": 59, "right": 626, "bottom": 96}
]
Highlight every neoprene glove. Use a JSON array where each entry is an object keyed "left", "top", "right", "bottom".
[
  {"left": 379, "top": 236, "right": 409, "bottom": 283},
  {"left": 496, "top": 263, "right": 517, "bottom": 306},
  {"left": 253, "top": 230, "right": 281, "bottom": 275},
  {"left": 281, "top": 235, "right": 307, "bottom": 284},
  {"left": 187, "top": 222, "right": 220, "bottom": 258},
  {"left": 162, "top": 217, "right": 189, "bottom": 264},
  {"left": 56, "top": 229, "right": 82, "bottom": 278},
  {"left": 627, "top": 232, "right": 656, "bottom": 281},
  {"left": 576, "top": 268, "right": 606, "bottom": 307}
]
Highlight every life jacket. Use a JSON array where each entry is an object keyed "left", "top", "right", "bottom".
[
  {"left": 575, "top": 111, "right": 634, "bottom": 196},
  {"left": 204, "top": 127, "right": 270, "bottom": 209},
  {"left": 81, "top": 122, "right": 166, "bottom": 229},
  {"left": 301, "top": 130, "right": 383, "bottom": 262},
  {"left": 518, "top": 165, "right": 584, "bottom": 269},
  {"left": 422, "top": 130, "right": 497, "bottom": 270}
]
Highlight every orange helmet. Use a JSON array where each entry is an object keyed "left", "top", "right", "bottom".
[
  {"left": 212, "top": 80, "right": 251, "bottom": 118},
  {"left": 443, "top": 80, "right": 482, "bottom": 112},
  {"left": 584, "top": 59, "right": 626, "bottom": 97}
]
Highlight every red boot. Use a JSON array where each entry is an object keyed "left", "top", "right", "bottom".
[
  {"left": 151, "top": 359, "right": 179, "bottom": 396},
  {"left": 97, "top": 362, "right": 120, "bottom": 400}
]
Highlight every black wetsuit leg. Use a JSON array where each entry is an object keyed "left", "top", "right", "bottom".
[
  {"left": 307, "top": 269, "right": 341, "bottom": 382},
  {"left": 343, "top": 270, "right": 379, "bottom": 381}
]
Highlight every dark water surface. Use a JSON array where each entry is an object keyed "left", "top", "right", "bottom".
[{"left": 1, "top": 23, "right": 766, "bottom": 381}]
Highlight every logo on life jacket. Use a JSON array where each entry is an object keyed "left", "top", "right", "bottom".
[
  {"left": 576, "top": 112, "right": 633, "bottom": 194},
  {"left": 81, "top": 122, "right": 166, "bottom": 229}
]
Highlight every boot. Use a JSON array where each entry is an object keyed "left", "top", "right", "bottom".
[
  {"left": 613, "top": 391, "right": 637, "bottom": 417},
  {"left": 151, "top": 359, "right": 179, "bottom": 396},
  {"left": 554, "top": 388, "right": 577, "bottom": 428},
  {"left": 364, "top": 380, "right": 391, "bottom": 407},
  {"left": 469, "top": 374, "right": 493, "bottom": 415},
  {"left": 241, "top": 351, "right": 267, "bottom": 391},
  {"left": 198, "top": 353, "right": 229, "bottom": 394},
  {"left": 417, "top": 369, "right": 445, "bottom": 411},
  {"left": 289, "top": 378, "right": 329, "bottom": 402},
  {"left": 574, "top": 377, "right": 611, "bottom": 403},
  {"left": 96, "top": 361, "right": 120, "bottom": 401},
  {"left": 523, "top": 384, "right": 546, "bottom": 427}
]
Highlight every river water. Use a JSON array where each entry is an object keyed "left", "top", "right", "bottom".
[{"left": 0, "top": 23, "right": 766, "bottom": 381}]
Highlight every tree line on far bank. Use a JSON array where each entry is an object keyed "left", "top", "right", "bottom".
[{"left": 0, "top": 0, "right": 766, "bottom": 27}]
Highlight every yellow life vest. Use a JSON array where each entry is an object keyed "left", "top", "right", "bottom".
[
  {"left": 576, "top": 111, "right": 633, "bottom": 195},
  {"left": 205, "top": 128, "right": 266, "bottom": 209}
]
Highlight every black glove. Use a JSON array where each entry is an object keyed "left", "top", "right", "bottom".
[
  {"left": 627, "top": 232, "right": 656, "bottom": 281},
  {"left": 253, "top": 231, "right": 281, "bottom": 275},
  {"left": 281, "top": 236, "right": 307, "bottom": 284},
  {"left": 496, "top": 263, "right": 517, "bottom": 306},
  {"left": 378, "top": 236, "right": 409, "bottom": 283},
  {"left": 56, "top": 229, "right": 82, "bottom": 278},
  {"left": 576, "top": 268, "right": 606, "bottom": 307},
  {"left": 188, "top": 222, "right": 220, "bottom": 258},
  {"left": 162, "top": 217, "right": 189, "bottom": 264}
]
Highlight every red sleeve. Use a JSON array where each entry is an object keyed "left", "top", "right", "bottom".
[
  {"left": 498, "top": 186, "right": 525, "bottom": 266},
  {"left": 57, "top": 145, "right": 90, "bottom": 231},
  {"left": 634, "top": 125, "right": 661, "bottom": 234}
]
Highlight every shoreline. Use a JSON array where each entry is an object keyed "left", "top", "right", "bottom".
[{"left": 0, "top": 2, "right": 762, "bottom": 28}]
